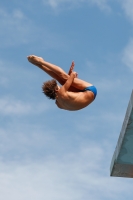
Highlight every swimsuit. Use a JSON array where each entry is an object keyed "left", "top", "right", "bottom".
[{"left": 82, "top": 85, "right": 97, "bottom": 99}]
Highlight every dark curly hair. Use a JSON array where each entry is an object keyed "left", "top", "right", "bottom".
[{"left": 42, "top": 79, "right": 58, "bottom": 100}]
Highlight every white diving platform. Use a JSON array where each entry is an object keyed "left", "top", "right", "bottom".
[{"left": 110, "top": 90, "right": 133, "bottom": 178}]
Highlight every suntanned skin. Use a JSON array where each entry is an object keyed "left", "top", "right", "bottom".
[{"left": 27, "top": 55, "right": 95, "bottom": 111}]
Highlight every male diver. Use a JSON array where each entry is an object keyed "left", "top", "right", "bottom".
[{"left": 27, "top": 55, "right": 97, "bottom": 111}]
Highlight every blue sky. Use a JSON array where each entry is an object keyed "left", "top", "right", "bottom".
[{"left": 1, "top": 0, "right": 133, "bottom": 199}]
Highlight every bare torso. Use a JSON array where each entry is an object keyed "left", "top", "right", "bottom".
[
  {"left": 27, "top": 55, "right": 96, "bottom": 111},
  {"left": 55, "top": 89, "right": 94, "bottom": 111}
]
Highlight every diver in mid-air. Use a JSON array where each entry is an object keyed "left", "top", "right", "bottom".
[{"left": 27, "top": 55, "right": 97, "bottom": 111}]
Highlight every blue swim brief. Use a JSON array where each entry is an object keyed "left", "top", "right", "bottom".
[{"left": 82, "top": 85, "right": 97, "bottom": 99}]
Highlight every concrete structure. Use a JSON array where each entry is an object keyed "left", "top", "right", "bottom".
[{"left": 110, "top": 90, "right": 133, "bottom": 178}]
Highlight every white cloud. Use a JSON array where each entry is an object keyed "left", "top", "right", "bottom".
[
  {"left": 88, "top": 0, "right": 111, "bottom": 11},
  {"left": 0, "top": 96, "right": 52, "bottom": 116},
  {"left": 0, "top": 59, "right": 55, "bottom": 116},
  {"left": 120, "top": 0, "right": 133, "bottom": 22},
  {"left": 43, "top": 0, "right": 111, "bottom": 12},
  {"left": 119, "top": 1, "right": 133, "bottom": 71},
  {"left": 0, "top": 8, "right": 32, "bottom": 46},
  {"left": 0, "top": 58, "right": 41, "bottom": 85},
  {"left": 0, "top": 7, "right": 69, "bottom": 50},
  {"left": 0, "top": 77, "right": 9, "bottom": 87},
  {"left": 75, "top": 111, "right": 123, "bottom": 133},
  {"left": 0, "top": 124, "right": 55, "bottom": 157},
  {"left": 0, "top": 143, "right": 132, "bottom": 200},
  {"left": 122, "top": 38, "right": 133, "bottom": 71},
  {"left": 0, "top": 97, "right": 31, "bottom": 115}
]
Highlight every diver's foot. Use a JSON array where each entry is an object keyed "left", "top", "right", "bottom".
[{"left": 27, "top": 55, "right": 44, "bottom": 65}]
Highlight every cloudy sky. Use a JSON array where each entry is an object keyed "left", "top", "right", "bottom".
[{"left": 1, "top": 0, "right": 133, "bottom": 199}]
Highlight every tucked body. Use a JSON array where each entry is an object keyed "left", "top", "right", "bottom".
[{"left": 27, "top": 55, "right": 97, "bottom": 111}]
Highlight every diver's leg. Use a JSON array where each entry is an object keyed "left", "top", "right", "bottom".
[
  {"left": 29, "top": 61, "right": 65, "bottom": 85},
  {"left": 28, "top": 60, "right": 79, "bottom": 91},
  {"left": 27, "top": 55, "right": 92, "bottom": 90},
  {"left": 28, "top": 55, "right": 68, "bottom": 80}
]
